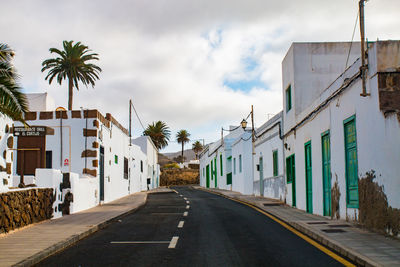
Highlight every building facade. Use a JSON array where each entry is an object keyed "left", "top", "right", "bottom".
[{"left": 282, "top": 41, "right": 400, "bottom": 219}]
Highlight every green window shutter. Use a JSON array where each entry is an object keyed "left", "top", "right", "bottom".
[
  {"left": 286, "top": 85, "right": 292, "bottom": 112},
  {"left": 214, "top": 157, "right": 217, "bottom": 177},
  {"left": 234, "top": 158, "right": 236, "bottom": 175},
  {"left": 273, "top": 150, "right": 278, "bottom": 176},
  {"left": 115, "top": 155, "right": 118, "bottom": 164},
  {"left": 239, "top": 155, "right": 242, "bottom": 173},
  {"left": 211, "top": 160, "right": 213, "bottom": 180},
  {"left": 220, "top": 154, "right": 223, "bottom": 176}
]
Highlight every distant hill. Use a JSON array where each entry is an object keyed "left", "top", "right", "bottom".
[{"left": 163, "top": 149, "right": 196, "bottom": 162}]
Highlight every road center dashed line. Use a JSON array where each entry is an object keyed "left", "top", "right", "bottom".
[
  {"left": 183, "top": 211, "right": 188, "bottom": 217},
  {"left": 184, "top": 197, "right": 187, "bottom": 200},
  {"left": 178, "top": 221, "right": 184, "bottom": 228},
  {"left": 186, "top": 201, "right": 190, "bottom": 204},
  {"left": 186, "top": 205, "right": 190, "bottom": 209},
  {"left": 179, "top": 195, "right": 183, "bottom": 197},
  {"left": 168, "top": 236, "right": 179, "bottom": 249}
]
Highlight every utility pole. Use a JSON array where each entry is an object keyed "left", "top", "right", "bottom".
[
  {"left": 359, "top": 0, "right": 370, "bottom": 97},
  {"left": 129, "top": 99, "right": 132, "bottom": 146}
]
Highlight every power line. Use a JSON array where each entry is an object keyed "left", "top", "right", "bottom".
[
  {"left": 345, "top": 10, "right": 359, "bottom": 69},
  {"left": 130, "top": 100, "right": 146, "bottom": 131}
]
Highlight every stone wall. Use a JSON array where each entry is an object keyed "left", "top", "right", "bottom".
[
  {"left": 160, "top": 169, "right": 199, "bottom": 186},
  {"left": 0, "top": 188, "right": 54, "bottom": 233}
]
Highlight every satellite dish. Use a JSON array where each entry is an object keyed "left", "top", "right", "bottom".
[{"left": 55, "top": 107, "right": 66, "bottom": 111}]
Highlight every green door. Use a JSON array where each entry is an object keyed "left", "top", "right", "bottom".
[
  {"left": 286, "top": 155, "right": 296, "bottom": 207},
  {"left": 206, "top": 164, "right": 210, "bottom": 188},
  {"left": 321, "top": 132, "right": 332, "bottom": 216},
  {"left": 344, "top": 116, "right": 359, "bottom": 208},
  {"left": 304, "top": 141, "right": 313, "bottom": 213},
  {"left": 259, "top": 157, "right": 264, "bottom": 196},
  {"left": 214, "top": 157, "right": 217, "bottom": 188}
]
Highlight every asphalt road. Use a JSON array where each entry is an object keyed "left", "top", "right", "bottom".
[{"left": 37, "top": 186, "right": 345, "bottom": 267}]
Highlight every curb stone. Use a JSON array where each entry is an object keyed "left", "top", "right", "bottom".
[
  {"left": 196, "top": 187, "right": 380, "bottom": 267},
  {"left": 12, "top": 194, "right": 148, "bottom": 267}
]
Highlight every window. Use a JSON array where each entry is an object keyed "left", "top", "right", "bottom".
[
  {"left": 286, "top": 85, "right": 292, "bottom": 112},
  {"left": 124, "top": 157, "right": 128, "bottom": 179},
  {"left": 140, "top": 160, "right": 143, "bottom": 173},
  {"left": 220, "top": 154, "right": 223, "bottom": 176},
  {"left": 115, "top": 155, "right": 118, "bottom": 164},
  {"left": 273, "top": 150, "right": 278, "bottom": 176},
  {"left": 286, "top": 154, "right": 295, "bottom": 183},
  {"left": 45, "top": 151, "right": 52, "bottom": 169},
  {"left": 239, "top": 154, "right": 242, "bottom": 173},
  {"left": 234, "top": 158, "right": 236, "bottom": 175}
]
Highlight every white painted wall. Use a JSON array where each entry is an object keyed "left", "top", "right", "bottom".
[
  {"left": 35, "top": 169, "right": 63, "bottom": 218},
  {"left": 282, "top": 41, "right": 400, "bottom": 219},
  {"left": 132, "top": 136, "right": 159, "bottom": 190},
  {"left": 0, "top": 116, "right": 13, "bottom": 192},
  {"left": 231, "top": 131, "right": 253, "bottom": 195},
  {"left": 26, "top": 93, "right": 55, "bottom": 111},
  {"left": 253, "top": 112, "right": 285, "bottom": 200}
]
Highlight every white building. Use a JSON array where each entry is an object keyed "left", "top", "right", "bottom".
[
  {"left": 132, "top": 136, "right": 160, "bottom": 190},
  {"left": 253, "top": 112, "right": 285, "bottom": 200},
  {"left": 231, "top": 131, "right": 253, "bottom": 195},
  {"left": 9, "top": 94, "right": 159, "bottom": 215},
  {"left": 282, "top": 41, "right": 400, "bottom": 219},
  {"left": 199, "top": 126, "right": 244, "bottom": 191}
]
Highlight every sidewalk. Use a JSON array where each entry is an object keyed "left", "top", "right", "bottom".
[
  {"left": 195, "top": 186, "right": 400, "bottom": 267},
  {"left": 0, "top": 189, "right": 161, "bottom": 267}
]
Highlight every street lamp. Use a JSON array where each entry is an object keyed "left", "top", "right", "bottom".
[{"left": 241, "top": 119, "right": 248, "bottom": 130}]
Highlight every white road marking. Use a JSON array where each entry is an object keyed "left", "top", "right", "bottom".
[
  {"left": 186, "top": 201, "right": 190, "bottom": 204},
  {"left": 184, "top": 197, "right": 187, "bottom": 200},
  {"left": 183, "top": 211, "right": 188, "bottom": 217},
  {"left": 168, "top": 236, "right": 179, "bottom": 249},
  {"left": 111, "top": 241, "right": 170, "bottom": 244},
  {"left": 179, "top": 195, "right": 183, "bottom": 197},
  {"left": 178, "top": 221, "right": 184, "bottom": 228},
  {"left": 151, "top": 213, "right": 182, "bottom": 215},
  {"left": 172, "top": 190, "right": 178, "bottom": 194},
  {"left": 186, "top": 205, "right": 190, "bottom": 209}
]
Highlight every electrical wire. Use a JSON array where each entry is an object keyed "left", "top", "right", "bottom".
[
  {"left": 345, "top": 10, "right": 359, "bottom": 69},
  {"left": 130, "top": 101, "right": 146, "bottom": 131}
]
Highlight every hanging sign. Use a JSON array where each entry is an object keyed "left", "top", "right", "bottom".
[
  {"left": 64, "top": 159, "right": 69, "bottom": 166},
  {"left": 13, "top": 126, "right": 46, "bottom": 137}
]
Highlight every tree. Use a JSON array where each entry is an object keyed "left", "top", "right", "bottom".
[
  {"left": 143, "top": 121, "right": 171, "bottom": 150},
  {"left": 0, "top": 43, "right": 28, "bottom": 122},
  {"left": 176, "top": 130, "right": 190, "bottom": 163},
  {"left": 192, "top": 140, "right": 203, "bottom": 159},
  {"left": 41, "top": 40, "right": 102, "bottom": 110}
]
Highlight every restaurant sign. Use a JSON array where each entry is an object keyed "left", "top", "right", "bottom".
[{"left": 13, "top": 126, "right": 46, "bottom": 137}]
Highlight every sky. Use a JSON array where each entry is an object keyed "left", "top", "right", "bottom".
[{"left": 1, "top": 0, "right": 400, "bottom": 153}]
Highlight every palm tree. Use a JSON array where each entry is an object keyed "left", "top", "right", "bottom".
[
  {"left": 41, "top": 40, "right": 102, "bottom": 110},
  {"left": 0, "top": 43, "right": 28, "bottom": 122},
  {"left": 192, "top": 141, "right": 203, "bottom": 160},
  {"left": 176, "top": 130, "right": 190, "bottom": 163},
  {"left": 143, "top": 121, "right": 171, "bottom": 150}
]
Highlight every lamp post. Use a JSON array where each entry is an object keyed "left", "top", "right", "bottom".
[{"left": 241, "top": 105, "right": 256, "bottom": 195}]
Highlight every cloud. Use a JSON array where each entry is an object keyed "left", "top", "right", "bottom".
[{"left": 1, "top": 0, "right": 400, "bottom": 153}]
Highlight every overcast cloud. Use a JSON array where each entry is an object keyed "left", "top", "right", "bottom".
[{"left": 1, "top": 0, "right": 399, "bottom": 152}]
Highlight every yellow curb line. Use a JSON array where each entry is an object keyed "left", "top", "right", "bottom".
[{"left": 197, "top": 188, "right": 355, "bottom": 267}]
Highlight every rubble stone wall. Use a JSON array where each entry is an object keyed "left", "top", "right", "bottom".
[{"left": 0, "top": 188, "right": 54, "bottom": 233}]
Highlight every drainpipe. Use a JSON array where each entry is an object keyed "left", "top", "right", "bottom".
[
  {"left": 60, "top": 112, "right": 63, "bottom": 167},
  {"left": 85, "top": 109, "right": 88, "bottom": 171}
]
